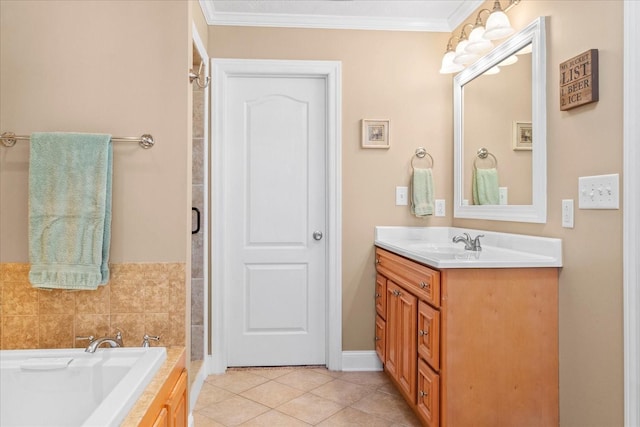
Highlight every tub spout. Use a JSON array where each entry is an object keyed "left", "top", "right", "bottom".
[{"left": 85, "top": 331, "right": 123, "bottom": 353}]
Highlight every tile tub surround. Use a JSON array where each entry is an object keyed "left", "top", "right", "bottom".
[{"left": 0, "top": 263, "right": 186, "bottom": 350}]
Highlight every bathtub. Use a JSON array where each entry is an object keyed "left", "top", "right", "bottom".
[{"left": 0, "top": 347, "right": 167, "bottom": 427}]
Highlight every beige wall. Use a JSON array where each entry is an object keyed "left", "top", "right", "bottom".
[
  {"left": 210, "top": 1, "right": 624, "bottom": 424},
  {"left": 454, "top": 2, "right": 624, "bottom": 426},
  {"left": 0, "top": 0, "right": 192, "bottom": 263}
]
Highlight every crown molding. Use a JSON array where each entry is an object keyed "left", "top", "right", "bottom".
[{"left": 199, "top": 0, "right": 484, "bottom": 32}]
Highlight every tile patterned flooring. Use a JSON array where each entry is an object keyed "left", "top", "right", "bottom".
[{"left": 193, "top": 367, "right": 422, "bottom": 426}]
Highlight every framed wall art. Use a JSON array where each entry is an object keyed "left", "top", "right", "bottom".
[
  {"left": 513, "top": 121, "right": 533, "bottom": 151},
  {"left": 361, "top": 119, "right": 390, "bottom": 149}
]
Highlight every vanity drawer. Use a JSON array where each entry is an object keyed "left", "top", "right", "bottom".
[
  {"left": 375, "top": 248, "right": 441, "bottom": 308},
  {"left": 376, "top": 274, "right": 387, "bottom": 319}
]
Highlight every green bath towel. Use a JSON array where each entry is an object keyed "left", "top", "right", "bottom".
[
  {"left": 411, "top": 167, "right": 435, "bottom": 217},
  {"left": 29, "top": 132, "right": 112, "bottom": 290},
  {"left": 472, "top": 167, "right": 500, "bottom": 205}
]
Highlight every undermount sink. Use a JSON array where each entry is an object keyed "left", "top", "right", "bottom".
[{"left": 374, "top": 226, "right": 563, "bottom": 268}]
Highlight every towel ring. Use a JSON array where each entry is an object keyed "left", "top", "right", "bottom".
[
  {"left": 411, "top": 147, "right": 434, "bottom": 169},
  {"left": 473, "top": 147, "right": 498, "bottom": 169}
]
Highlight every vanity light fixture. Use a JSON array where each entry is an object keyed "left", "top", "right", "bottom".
[
  {"left": 466, "top": 9, "right": 494, "bottom": 54},
  {"left": 439, "top": 36, "right": 465, "bottom": 74},
  {"left": 453, "top": 24, "right": 480, "bottom": 65},
  {"left": 439, "top": 0, "right": 521, "bottom": 74},
  {"left": 484, "top": 0, "right": 519, "bottom": 40}
]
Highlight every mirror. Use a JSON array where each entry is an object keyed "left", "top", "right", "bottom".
[{"left": 454, "top": 16, "right": 547, "bottom": 223}]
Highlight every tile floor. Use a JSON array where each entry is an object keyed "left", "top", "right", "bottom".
[{"left": 193, "top": 366, "right": 422, "bottom": 426}]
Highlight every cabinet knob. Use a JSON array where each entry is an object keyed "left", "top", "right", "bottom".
[
  {"left": 420, "top": 390, "right": 429, "bottom": 398},
  {"left": 393, "top": 290, "right": 401, "bottom": 297},
  {"left": 419, "top": 281, "right": 430, "bottom": 290},
  {"left": 375, "top": 258, "right": 381, "bottom": 265},
  {"left": 375, "top": 293, "right": 381, "bottom": 298},
  {"left": 419, "top": 329, "right": 429, "bottom": 337},
  {"left": 375, "top": 336, "right": 381, "bottom": 341}
]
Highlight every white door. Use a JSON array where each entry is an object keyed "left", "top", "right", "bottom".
[{"left": 221, "top": 62, "right": 328, "bottom": 367}]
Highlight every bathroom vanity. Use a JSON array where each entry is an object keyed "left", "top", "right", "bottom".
[
  {"left": 122, "top": 347, "right": 188, "bottom": 427},
  {"left": 374, "top": 227, "right": 561, "bottom": 427}
]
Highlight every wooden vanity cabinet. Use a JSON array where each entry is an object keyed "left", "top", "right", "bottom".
[
  {"left": 375, "top": 274, "right": 387, "bottom": 363},
  {"left": 375, "top": 247, "right": 559, "bottom": 427},
  {"left": 139, "top": 352, "right": 188, "bottom": 427}
]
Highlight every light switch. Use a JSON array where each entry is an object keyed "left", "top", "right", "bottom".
[
  {"left": 396, "top": 186, "right": 408, "bottom": 206},
  {"left": 435, "top": 199, "right": 445, "bottom": 216},
  {"left": 578, "top": 174, "right": 619, "bottom": 209},
  {"left": 499, "top": 187, "right": 508, "bottom": 205}
]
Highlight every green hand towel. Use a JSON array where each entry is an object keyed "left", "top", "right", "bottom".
[
  {"left": 28, "top": 132, "right": 112, "bottom": 290},
  {"left": 472, "top": 167, "right": 500, "bottom": 205},
  {"left": 411, "top": 168, "right": 435, "bottom": 217}
]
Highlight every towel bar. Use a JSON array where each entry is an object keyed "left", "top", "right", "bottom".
[{"left": 0, "top": 132, "right": 155, "bottom": 149}]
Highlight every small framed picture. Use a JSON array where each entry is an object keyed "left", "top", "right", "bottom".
[
  {"left": 362, "top": 119, "right": 390, "bottom": 149},
  {"left": 513, "top": 121, "right": 533, "bottom": 151}
]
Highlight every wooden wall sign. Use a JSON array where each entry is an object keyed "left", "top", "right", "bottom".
[{"left": 559, "top": 49, "right": 599, "bottom": 111}]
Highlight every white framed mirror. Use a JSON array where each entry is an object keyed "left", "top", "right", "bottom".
[{"left": 454, "top": 16, "right": 547, "bottom": 223}]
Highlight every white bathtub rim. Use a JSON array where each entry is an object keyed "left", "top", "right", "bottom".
[{"left": 1, "top": 347, "right": 167, "bottom": 427}]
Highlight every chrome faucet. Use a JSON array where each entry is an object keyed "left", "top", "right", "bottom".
[
  {"left": 84, "top": 331, "right": 124, "bottom": 353},
  {"left": 452, "top": 233, "right": 484, "bottom": 251}
]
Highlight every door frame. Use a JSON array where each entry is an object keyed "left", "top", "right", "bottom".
[
  {"left": 210, "top": 59, "right": 342, "bottom": 373},
  {"left": 624, "top": 2, "right": 640, "bottom": 425}
]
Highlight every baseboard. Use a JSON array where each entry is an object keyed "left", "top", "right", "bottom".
[
  {"left": 341, "top": 350, "right": 383, "bottom": 371},
  {"left": 188, "top": 357, "right": 209, "bottom": 426}
]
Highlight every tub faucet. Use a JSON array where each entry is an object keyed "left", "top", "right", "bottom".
[
  {"left": 84, "top": 331, "right": 124, "bottom": 353},
  {"left": 452, "top": 233, "right": 484, "bottom": 251}
]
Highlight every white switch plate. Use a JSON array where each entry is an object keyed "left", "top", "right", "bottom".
[
  {"left": 562, "top": 199, "right": 574, "bottom": 228},
  {"left": 578, "top": 174, "right": 620, "bottom": 209},
  {"left": 435, "top": 199, "right": 445, "bottom": 216},
  {"left": 396, "top": 186, "right": 408, "bottom": 206}
]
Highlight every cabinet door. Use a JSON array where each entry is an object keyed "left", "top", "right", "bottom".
[
  {"left": 418, "top": 301, "right": 440, "bottom": 371},
  {"left": 385, "top": 281, "right": 400, "bottom": 379},
  {"left": 152, "top": 408, "right": 169, "bottom": 427},
  {"left": 375, "top": 274, "right": 387, "bottom": 319},
  {"left": 417, "top": 358, "right": 440, "bottom": 427},
  {"left": 375, "top": 314, "right": 385, "bottom": 363},
  {"left": 167, "top": 370, "right": 188, "bottom": 427},
  {"left": 386, "top": 280, "right": 417, "bottom": 404}
]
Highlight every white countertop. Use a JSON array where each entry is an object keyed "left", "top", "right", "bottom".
[{"left": 375, "top": 226, "right": 562, "bottom": 269}]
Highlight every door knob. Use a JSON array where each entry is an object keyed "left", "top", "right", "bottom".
[{"left": 313, "top": 231, "right": 323, "bottom": 241}]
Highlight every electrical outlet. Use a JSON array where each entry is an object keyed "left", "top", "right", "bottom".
[
  {"left": 578, "top": 174, "right": 620, "bottom": 209},
  {"left": 562, "top": 199, "right": 574, "bottom": 228},
  {"left": 396, "top": 186, "right": 408, "bottom": 206},
  {"left": 499, "top": 187, "right": 508, "bottom": 205},
  {"left": 435, "top": 199, "right": 445, "bottom": 217}
]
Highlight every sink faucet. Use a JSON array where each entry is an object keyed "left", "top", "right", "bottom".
[
  {"left": 452, "top": 233, "right": 484, "bottom": 251},
  {"left": 84, "top": 331, "right": 124, "bottom": 353}
]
